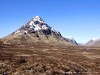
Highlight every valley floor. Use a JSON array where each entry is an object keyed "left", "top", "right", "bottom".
[{"left": 0, "top": 44, "right": 100, "bottom": 75}]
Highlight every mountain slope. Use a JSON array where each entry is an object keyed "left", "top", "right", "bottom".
[
  {"left": 2, "top": 16, "right": 77, "bottom": 45},
  {"left": 63, "top": 37, "right": 77, "bottom": 45},
  {"left": 86, "top": 38, "right": 100, "bottom": 46}
]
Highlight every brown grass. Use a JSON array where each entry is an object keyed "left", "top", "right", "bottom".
[{"left": 0, "top": 44, "right": 100, "bottom": 75}]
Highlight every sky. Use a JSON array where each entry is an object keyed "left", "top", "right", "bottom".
[{"left": 0, "top": 0, "right": 100, "bottom": 43}]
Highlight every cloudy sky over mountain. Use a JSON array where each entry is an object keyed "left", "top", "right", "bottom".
[{"left": 0, "top": 0, "right": 100, "bottom": 43}]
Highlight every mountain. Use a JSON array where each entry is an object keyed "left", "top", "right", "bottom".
[
  {"left": 2, "top": 16, "right": 77, "bottom": 45},
  {"left": 86, "top": 38, "right": 100, "bottom": 46}
]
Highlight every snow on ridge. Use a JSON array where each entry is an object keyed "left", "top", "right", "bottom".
[
  {"left": 65, "top": 36, "right": 75, "bottom": 40},
  {"left": 32, "top": 16, "right": 44, "bottom": 23},
  {"left": 64, "top": 36, "right": 77, "bottom": 44},
  {"left": 14, "top": 30, "right": 20, "bottom": 34}
]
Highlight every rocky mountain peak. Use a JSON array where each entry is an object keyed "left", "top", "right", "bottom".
[
  {"left": 32, "top": 16, "right": 44, "bottom": 23},
  {"left": 28, "top": 16, "right": 50, "bottom": 31},
  {"left": 12, "top": 16, "right": 61, "bottom": 37},
  {"left": 2, "top": 16, "right": 77, "bottom": 45}
]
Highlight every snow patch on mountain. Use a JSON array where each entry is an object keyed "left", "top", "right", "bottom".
[{"left": 28, "top": 16, "right": 51, "bottom": 31}]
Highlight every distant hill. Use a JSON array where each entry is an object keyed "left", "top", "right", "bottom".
[{"left": 86, "top": 38, "right": 100, "bottom": 46}]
